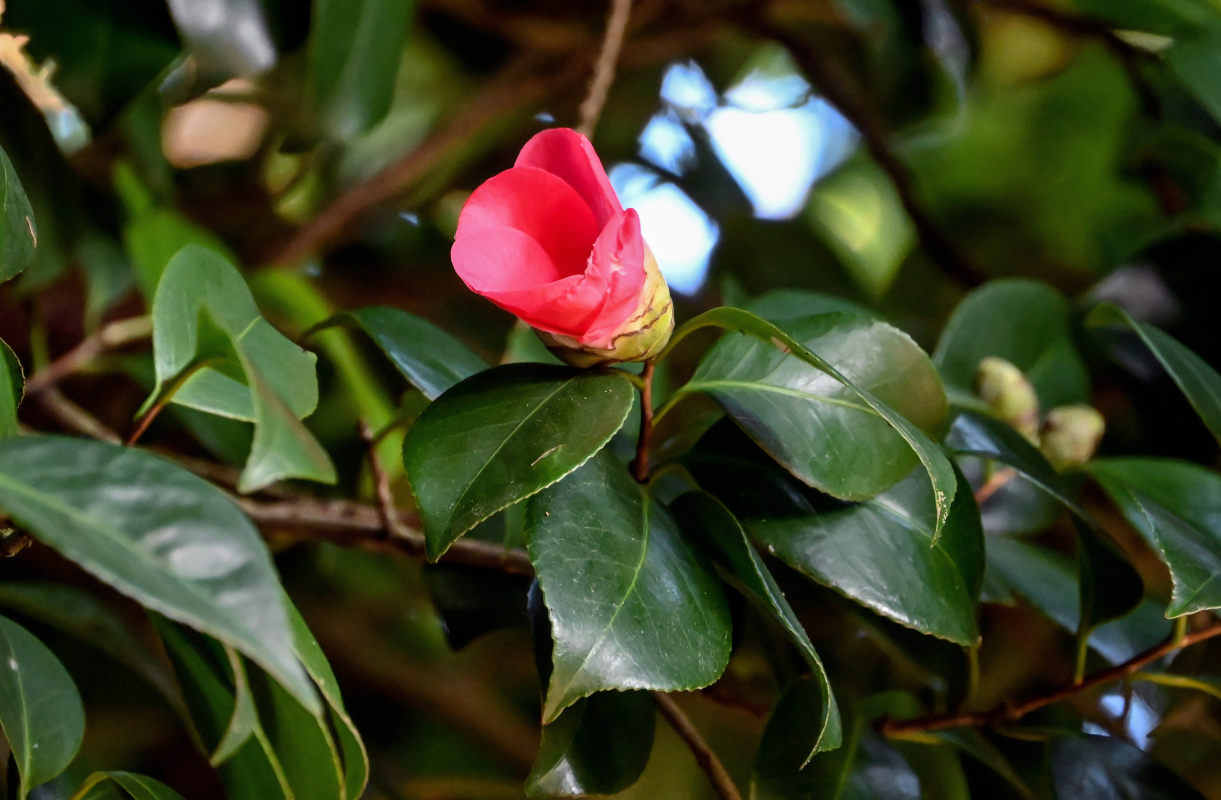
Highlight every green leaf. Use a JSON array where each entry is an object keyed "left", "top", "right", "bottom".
[
  {"left": 73, "top": 772, "right": 188, "bottom": 800},
  {"left": 1050, "top": 735, "right": 1207, "bottom": 800},
  {"left": 314, "top": 306, "right": 487, "bottom": 400},
  {"left": 747, "top": 289, "right": 879, "bottom": 321},
  {"left": 670, "top": 492, "right": 841, "bottom": 758},
  {"left": 404, "top": 364, "right": 634, "bottom": 559},
  {"left": 154, "top": 621, "right": 292, "bottom": 800},
  {"left": 1166, "top": 26, "right": 1221, "bottom": 126},
  {"left": 934, "top": 279, "right": 1089, "bottom": 409},
  {"left": 1076, "top": 520, "right": 1143, "bottom": 639},
  {"left": 0, "top": 614, "right": 84, "bottom": 798},
  {"left": 0, "top": 435, "right": 317, "bottom": 712},
  {"left": 749, "top": 467, "right": 983, "bottom": 645},
  {"left": 0, "top": 146, "right": 37, "bottom": 283},
  {"left": 1087, "top": 304, "right": 1221, "bottom": 446},
  {"left": 284, "top": 600, "right": 368, "bottom": 800},
  {"left": 671, "top": 308, "right": 955, "bottom": 535},
  {"left": 1089, "top": 458, "right": 1221, "bottom": 617},
  {"left": 307, "top": 0, "right": 413, "bottom": 140},
  {"left": 0, "top": 339, "right": 23, "bottom": 438},
  {"left": 527, "top": 452, "right": 731, "bottom": 722},
  {"left": 0, "top": 582, "right": 179, "bottom": 706},
  {"left": 526, "top": 691, "right": 655, "bottom": 798},
  {"left": 149, "top": 245, "right": 335, "bottom": 492}
]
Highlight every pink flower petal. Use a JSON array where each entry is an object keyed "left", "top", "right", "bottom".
[
  {"left": 455, "top": 165, "right": 600, "bottom": 279},
  {"left": 579, "top": 209, "right": 648, "bottom": 347},
  {"left": 516, "top": 128, "right": 622, "bottom": 228}
]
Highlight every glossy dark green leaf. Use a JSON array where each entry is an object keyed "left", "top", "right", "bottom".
[
  {"left": 404, "top": 364, "right": 634, "bottom": 559},
  {"left": 0, "top": 340, "right": 22, "bottom": 438},
  {"left": 1166, "top": 27, "right": 1221, "bottom": 126},
  {"left": 747, "top": 289, "right": 879, "bottom": 321},
  {"left": 527, "top": 452, "right": 731, "bottom": 722},
  {"left": 307, "top": 0, "right": 412, "bottom": 140},
  {"left": 149, "top": 245, "right": 334, "bottom": 492},
  {"left": 1089, "top": 458, "right": 1221, "bottom": 617},
  {"left": 0, "top": 582, "right": 179, "bottom": 706},
  {"left": 0, "top": 614, "right": 84, "bottom": 798},
  {"left": 675, "top": 309, "right": 953, "bottom": 533},
  {"left": 751, "top": 467, "right": 983, "bottom": 645},
  {"left": 934, "top": 279, "right": 1089, "bottom": 408},
  {"left": 315, "top": 306, "right": 487, "bottom": 400},
  {"left": 73, "top": 772, "right": 188, "bottom": 800},
  {"left": 933, "top": 730, "right": 1035, "bottom": 800},
  {"left": 1050, "top": 735, "right": 1207, "bottom": 800},
  {"left": 670, "top": 492, "right": 841, "bottom": 757},
  {"left": 246, "top": 665, "right": 344, "bottom": 800},
  {"left": 526, "top": 691, "right": 655, "bottom": 798},
  {"left": 0, "top": 435, "right": 317, "bottom": 711},
  {"left": 0, "top": 146, "right": 36, "bottom": 283},
  {"left": 1087, "top": 304, "right": 1221, "bottom": 446}
]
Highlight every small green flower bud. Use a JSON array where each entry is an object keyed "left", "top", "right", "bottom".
[
  {"left": 975, "top": 356, "right": 1040, "bottom": 443},
  {"left": 1040, "top": 404, "right": 1105, "bottom": 469}
]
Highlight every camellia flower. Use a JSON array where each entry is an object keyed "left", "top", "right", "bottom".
[{"left": 451, "top": 128, "right": 673, "bottom": 367}]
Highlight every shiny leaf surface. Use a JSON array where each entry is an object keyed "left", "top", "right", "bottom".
[
  {"left": 404, "top": 364, "right": 634, "bottom": 559},
  {"left": 0, "top": 436, "right": 316, "bottom": 710},
  {"left": 527, "top": 453, "right": 731, "bottom": 722}
]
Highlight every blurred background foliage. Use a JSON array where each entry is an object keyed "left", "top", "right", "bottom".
[{"left": 1, "top": 0, "right": 1221, "bottom": 797}]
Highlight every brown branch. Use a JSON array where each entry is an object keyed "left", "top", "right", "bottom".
[
  {"left": 631, "top": 360, "right": 656, "bottom": 483},
  {"left": 32, "top": 388, "right": 122, "bottom": 443},
  {"left": 654, "top": 692, "right": 744, "bottom": 800},
  {"left": 974, "top": 467, "right": 1017, "bottom": 505},
  {"left": 577, "top": 0, "right": 634, "bottom": 138},
  {"left": 742, "top": 16, "right": 986, "bottom": 289},
  {"left": 880, "top": 619, "right": 1221, "bottom": 737},
  {"left": 237, "top": 494, "right": 535, "bottom": 578},
  {"left": 25, "top": 316, "right": 151, "bottom": 394}
]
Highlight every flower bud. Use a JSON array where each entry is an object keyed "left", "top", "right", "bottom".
[
  {"left": 1040, "top": 404, "right": 1105, "bottom": 469},
  {"left": 536, "top": 245, "right": 674, "bottom": 367},
  {"left": 975, "top": 356, "right": 1040, "bottom": 443}
]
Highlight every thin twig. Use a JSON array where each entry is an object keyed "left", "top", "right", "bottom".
[
  {"left": 631, "top": 360, "right": 656, "bottom": 483},
  {"left": 238, "top": 495, "right": 535, "bottom": 578},
  {"left": 25, "top": 316, "right": 152, "bottom": 394},
  {"left": 654, "top": 692, "right": 744, "bottom": 800},
  {"left": 360, "top": 420, "right": 416, "bottom": 542},
  {"left": 974, "top": 467, "right": 1016, "bottom": 505},
  {"left": 742, "top": 15, "right": 986, "bottom": 288},
  {"left": 880, "top": 620, "right": 1221, "bottom": 737},
  {"left": 577, "top": 0, "right": 633, "bottom": 138},
  {"left": 33, "top": 388, "right": 122, "bottom": 443}
]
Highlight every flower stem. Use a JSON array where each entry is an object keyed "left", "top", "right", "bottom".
[{"left": 631, "top": 360, "right": 655, "bottom": 483}]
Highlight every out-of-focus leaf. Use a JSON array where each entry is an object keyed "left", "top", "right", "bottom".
[
  {"left": 1166, "top": 27, "right": 1221, "bottom": 126},
  {"left": 0, "top": 340, "right": 22, "bottom": 438},
  {"left": 284, "top": 600, "right": 368, "bottom": 800},
  {"left": 313, "top": 306, "right": 487, "bottom": 400},
  {"left": 934, "top": 279, "right": 1089, "bottom": 409},
  {"left": 166, "top": 0, "right": 275, "bottom": 82},
  {"left": 1076, "top": 520, "right": 1144, "bottom": 640},
  {"left": 746, "top": 289, "right": 878, "bottom": 321},
  {"left": 0, "top": 614, "right": 84, "bottom": 799},
  {"left": 1087, "top": 304, "right": 1221, "bottom": 446},
  {"left": 307, "top": 0, "right": 413, "bottom": 140},
  {"left": 0, "top": 145, "right": 37, "bottom": 283},
  {"left": 750, "top": 467, "right": 983, "bottom": 645},
  {"left": 0, "top": 435, "right": 317, "bottom": 711},
  {"left": 754, "top": 686, "right": 923, "bottom": 800},
  {"left": 526, "top": 692, "right": 655, "bottom": 798},
  {"left": 1050, "top": 734, "right": 1207, "bottom": 800},
  {"left": 676, "top": 309, "right": 953, "bottom": 534},
  {"left": 1089, "top": 458, "right": 1221, "bottom": 617},
  {"left": 933, "top": 729, "right": 1036, "bottom": 800},
  {"left": 527, "top": 452, "right": 731, "bottom": 723},
  {"left": 74, "top": 772, "right": 187, "bottom": 800},
  {"left": 671, "top": 492, "right": 841, "bottom": 757},
  {"left": 149, "top": 245, "right": 334, "bottom": 492},
  {"left": 0, "top": 581, "right": 178, "bottom": 706},
  {"left": 404, "top": 364, "right": 634, "bottom": 559}
]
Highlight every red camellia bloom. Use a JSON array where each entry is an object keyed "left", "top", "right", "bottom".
[{"left": 451, "top": 128, "right": 673, "bottom": 366}]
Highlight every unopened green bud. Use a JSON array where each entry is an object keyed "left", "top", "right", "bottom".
[
  {"left": 537, "top": 246, "right": 675, "bottom": 368},
  {"left": 1040, "top": 404, "right": 1105, "bottom": 468},
  {"left": 975, "top": 356, "right": 1040, "bottom": 443}
]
